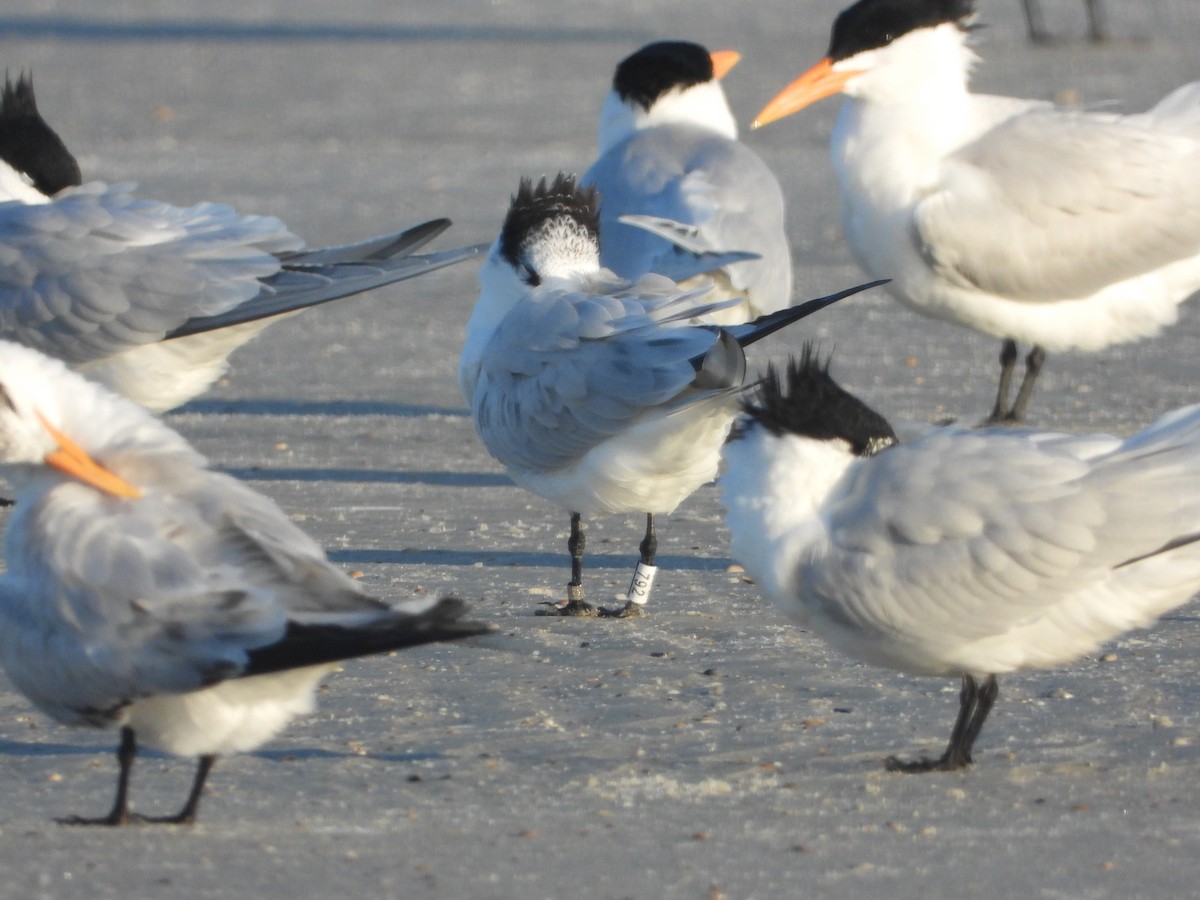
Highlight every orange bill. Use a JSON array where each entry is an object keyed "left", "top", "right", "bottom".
[
  {"left": 36, "top": 411, "right": 142, "bottom": 499},
  {"left": 752, "top": 57, "right": 863, "bottom": 129},
  {"left": 709, "top": 49, "right": 741, "bottom": 81}
]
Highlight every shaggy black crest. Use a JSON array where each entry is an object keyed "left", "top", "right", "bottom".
[
  {"left": 828, "top": 0, "right": 976, "bottom": 62},
  {"left": 0, "top": 73, "right": 82, "bottom": 196},
  {"left": 743, "top": 345, "right": 897, "bottom": 457},
  {"left": 499, "top": 173, "right": 600, "bottom": 272},
  {"left": 612, "top": 41, "right": 714, "bottom": 112}
]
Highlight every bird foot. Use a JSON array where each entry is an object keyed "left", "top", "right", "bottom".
[
  {"left": 535, "top": 598, "right": 598, "bottom": 617},
  {"left": 59, "top": 809, "right": 198, "bottom": 826},
  {"left": 884, "top": 752, "right": 971, "bottom": 774},
  {"left": 58, "top": 813, "right": 133, "bottom": 827},
  {"left": 598, "top": 600, "right": 645, "bottom": 618}
]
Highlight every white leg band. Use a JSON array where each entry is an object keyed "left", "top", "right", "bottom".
[{"left": 626, "top": 562, "right": 658, "bottom": 605}]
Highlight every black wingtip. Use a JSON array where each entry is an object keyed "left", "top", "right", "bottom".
[
  {"left": 242, "top": 595, "right": 492, "bottom": 678},
  {"left": 733, "top": 278, "right": 887, "bottom": 348}
]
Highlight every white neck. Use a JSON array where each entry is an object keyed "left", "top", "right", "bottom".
[
  {"left": 0, "top": 161, "right": 51, "bottom": 204},
  {"left": 597, "top": 80, "right": 738, "bottom": 155},
  {"left": 720, "top": 426, "right": 856, "bottom": 618},
  {"left": 457, "top": 245, "right": 528, "bottom": 403},
  {"left": 831, "top": 25, "right": 981, "bottom": 233}
]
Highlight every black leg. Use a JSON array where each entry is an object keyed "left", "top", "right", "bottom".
[
  {"left": 59, "top": 726, "right": 138, "bottom": 826},
  {"left": 1085, "top": 0, "right": 1109, "bottom": 41},
  {"left": 536, "top": 513, "right": 597, "bottom": 616},
  {"left": 988, "top": 340, "right": 1018, "bottom": 423},
  {"left": 143, "top": 755, "right": 217, "bottom": 825},
  {"left": 601, "top": 513, "right": 658, "bottom": 617},
  {"left": 1021, "top": 0, "right": 1050, "bottom": 42},
  {"left": 1006, "top": 345, "right": 1046, "bottom": 423},
  {"left": 639, "top": 513, "right": 657, "bottom": 567},
  {"left": 886, "top": 674, "right": 999, "bottom": 773}
]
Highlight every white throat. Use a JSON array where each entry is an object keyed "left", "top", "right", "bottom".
[{"left": 597, "top": 80, "right": 737, "bottom": 155}]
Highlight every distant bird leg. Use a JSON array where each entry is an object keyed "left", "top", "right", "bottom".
[
  {"left": 988, "top": 341, "right": 1045, "bottom": 424},
  {"left": 58, "top": 727, "right": 215, "bottom": 826},
  {"left": 144, "top": 755, "right": 217, "bottom": 825},
  {"left": 539, "top": 513, "right": 598, "bottom": 616},
  {"left": 1022, "top": 0, "right": 1110, "bottom": 43},
  {"left": 1007, "top": 345, "right": 1046, "bottom": 423},
  {"left": 989, "top": 339, "right": 1020, "bottom": 423},
  {"left": 1085, "top": 0, "right": 1109, "bottom": 41},
  {"left": 887, "top": 674, "right": 999, "bottom": 772},
  {"left": 1021, "top": 0, "right": 1050, "bottom": 42},
  {"left": 59, "top": 726, "right": 138, "bottom": 826}
]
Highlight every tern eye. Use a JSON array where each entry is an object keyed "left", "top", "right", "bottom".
[{"left": 519, "top": 264, "right": 541, "bottom": 287}]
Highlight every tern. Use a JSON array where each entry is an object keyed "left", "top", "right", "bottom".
[
  {"left": 0, "top": 340, "right": 490, "bottom": 825},
  {"left": 753, "top": 0, "right": 1200, "bottom": 422},
  {"left": 582, "top": 41, "right": 793, "bottom": 323},
  {"left": 721, "top": 346, "right": 1200, "bottom": 771},
  {"left": 0, "top": 73, "right": 485, "bottom": 412},
  {"left": 459, "top": 173, "right": 880, "bottom": 617}
]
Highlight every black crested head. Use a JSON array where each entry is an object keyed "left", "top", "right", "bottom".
[
  {"left": 499, "top": 173, "right": 600, "bottom": 283},
  {"left": 612, "top": 41, "right": 714, "bottom": 112},
  {"left": 742, "top": 345, "right": 897, "bottom": 457},
  {"left": 828, "top": 0, "right": 976, "bottom": 62},
  {"left": 0, "top": 73, "right": 82, "bottom": 196}
]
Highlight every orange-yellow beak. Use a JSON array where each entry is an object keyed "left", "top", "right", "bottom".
[
  {"left": 710, "top": 49, "right": 741, "bottom": 81},
  {"left": 752, "top": 57, "right": 863, "bottom": 129},
  {"left": 36, "top": 411, "right": 142, "bottom": 500}
]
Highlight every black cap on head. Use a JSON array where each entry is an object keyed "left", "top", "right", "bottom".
[
  {"left": 499, "top": 174, "right": 600, "bottom": 282},
  {"left": 828, "top": 0, "right": 976, "bottom": 62},
  {"left": 612, "top": 41, "right": 714, "bottom": 112},
  {"left": 0, "top": 73, "right": 82, "bottom": 196},
  {"left": 742, "top": 345, "right": 896, "bottom": 457}
]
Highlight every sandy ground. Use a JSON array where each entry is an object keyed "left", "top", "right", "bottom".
[{"left": 0, "top": 1, "right": 1199, "bottom": 897}]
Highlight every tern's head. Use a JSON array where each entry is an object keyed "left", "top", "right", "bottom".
[
  {"left": 737, "top": 345, "right": 897, "bottom": 458},
  {"left": 0, "top": 342, "right": 188, "bottom": 500},
  {"left": 0, "top": 73, "right": 82, "bottom": 203},
  {"left": 754, "top": 0, "right": 977, "bottom": 128},
  {"left": 462, "top": 174, "right": 604, "bottom": 402},
  {"left": 598, "top": 41, "right": 739, "bottom": 154},
  {"left": 496, "top": 173, "right": 601, "bottom": 286}
]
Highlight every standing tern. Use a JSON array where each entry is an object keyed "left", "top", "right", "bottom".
[
  {"left": 0, "top": 340, "right": 490, "bottom": 825},
  {"left": 0, "top": 73, "right": 485, "bottom": 412},
  {"left": 753, "top": 0, "right": 1200, "bottom": 422},
  {"left": 721, "top": 346, "right": 1200, "bottom": 771},
  {"left": 582, "top": 41, "right": 793, "bottom": 324},
  {"left": 459, "top": 173, "right": 880, "bottom": 617}
]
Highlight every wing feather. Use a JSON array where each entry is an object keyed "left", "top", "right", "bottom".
[{"left": 915, "top": 108, "right": 1200, "bottom": 300}]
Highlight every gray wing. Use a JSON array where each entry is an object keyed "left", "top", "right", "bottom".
[
  {"left": 0, "top": 466, "right": 384, "bottom": 721},
  {"left": 169, "top": 227, "right": 489, "bottom": 338},
  {"left": 583, "top": 126, "right": 793, "bottom": 315},
  {"left": 0, "top": 182, "right": 301, "bottom": 364},
  {"left": 915, "top": 104, "right": 1200, "bottom": 300},
  {"left": 472, "top": 276, "right": 732, "bottom": 472},
  {"left": 806, "top": 418, "right": 1200, "bottom": 646}
]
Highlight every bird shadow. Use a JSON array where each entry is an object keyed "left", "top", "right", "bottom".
[
  {"left": 220, "top": 467, "right": 511, "bottom": 488},
  {"left": 176, "top": 398, "right": 468, "bottom": 418},
  {"left": 0, "top": 738, "right": 440, "bottom": 765},
  {"left": 0, "top": 17, "right": 646, "bottom": 45},
  {"left": 328, "top": 548, "right": 734, "bottom": 572}
]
